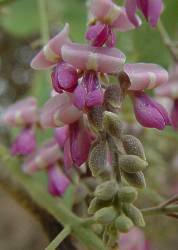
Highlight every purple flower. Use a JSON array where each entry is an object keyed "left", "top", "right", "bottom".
[
  {"left": 132, "top": 91, "right": 170, "bottom": 130},
  {"left": 125, "top": 0, "right": 163, "bottom": 27},
  {"left": 48, "top": 165, "right": 70, "bottom": 197},
  {"left": 171, "top": 99, "right": 178, "bottom": 131},
  {"left": 11, "top": 128, "right": 36, "bottom": 156},
  {"left": 51, "top": 62, "right": 78, "bottom": 93}
]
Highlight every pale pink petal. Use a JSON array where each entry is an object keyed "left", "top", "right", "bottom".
[
  {"left": 54, "top": 126, "right": 69, "bottom": 147},
  {"left": 31, "top": 23, "right": 71, "bottom": 70},
  {"left": 155, "top": 81, "right": 178, "bottom": 99},
  {"left": 125, "top": 0, "right": 140, "bottom": 27},
  {"left": 3, "top": 97, "right": 38, "bottom": 127},
  {"left": 147, "top": 0, "right": 163, "bottom": 27},
  {"left": 61, "top": 43, "right": 126, "bottom": 73},
  {"left": 124, "top": 63, "right": 168, "bottom": 91},
  {"left": 64, "top": 138, "right": 73, "bottom": 169}
]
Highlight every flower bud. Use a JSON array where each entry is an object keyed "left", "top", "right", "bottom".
[
  {"left": 104, "top": 84, "right": 122, "bottom": 111},
  {"left": 94, "top": 206, "right": 117, "bottom": 224},
  {"left": 122, "top": 135, "right": 146, "bottom": 160},
  {"left": 115, "top": 214, "right": 133, "bottom": 233},
  {"left": 88, "top": 139, "right": 107, "bottom": 176},
  {"left": 119, "top": 155, "right": 148, "bottom": 173},
  {"left": 123, "top": 204, "right": 145, "bottom": 227},
  {"left": 103, "top": 111, "right": 123, "bottom": 137},
  {"left": 117, "top": 186, "right": 138, "bottom": 203},
  {"left": 123, "top": 171, "right": 146, "bottom": 189},
  {"left": 88, "top": 106, "right": 103, "bottom": 132},
  {"left": 88, "top": 197, "right": 110, "bottom": 215},
  {"left": 94, "top": 180, "right": 118, "bottom": 201}
]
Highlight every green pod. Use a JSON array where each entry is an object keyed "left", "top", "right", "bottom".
[
  {"left": 88, "top": 139, "right": 107, "bottom": 177},
  {"left": 123, "top": 171, "right": 146, "bottom": 189},
  {"left": 94, "top": 180, "right": 118, "bottom": 201},
  {"left": 115, "top": 214, "right": 133, "bottom": 233},
  {"left": 122, "top": 135, "right": 146, "bottom": 160},
  {"left": 87, "top": 106, "right": 103, "bottom": 132},
  {"left": 117, "top": 186, "right": 138, "bottom": 203},
  {"left": 119, "top": 155, "right": 148, "bottom": 173},
  {"left": 103, "top": 84, "right": 122, "bottom": 111},
  {"left": 88, "top": 197, "right": 110, "bottom": 215},
  {"left": 94, "top": 206, "right": 117, "bottom": 224},
  {"left": 103, "top": 111, "right": 123, "bottom": 137},
  {"left": 123, "top": 204, "right": 145, "bottom": 227}
]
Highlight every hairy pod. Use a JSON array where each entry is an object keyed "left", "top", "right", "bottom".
[
  {"left": 123, "top": 171, "right": 146, "bottom": 189},
  {"left": 122, "top": 135, "right": 146, "bottom": 160},
  {"left": 115, "top": 214, "right": 133, "bottom": 233},
  {"left": 87, "top": 106, "right": 103, "bottom": 132},
  {"left": 88, "top": 197, "right": 110, "bottom": 215},
  {"left": 94, "top": 206, "right": 117, "bottom": 224},
  {"left": 119, "top": 155, "right": 148, "bottom": 173},
  {"left": 103, "top": 111, "right": 123, "bottom": 138},
  {"left": 123, "top": 204, "right": 145, "bottom": 227},
  {"left": 104, "top": 84, "right": 122, "bottom": 111},
  {"left": 117, "top": 186, "right": 138, "bottom": 203},
  {"left": 88, "top": 139, "right": 107, "bottom": 177},
  {"left": 94, "top": 180, "right": 118, "bottom": 201}
]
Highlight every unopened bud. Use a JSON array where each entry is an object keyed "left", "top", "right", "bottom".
[
  {"left": 115, "top": 214, "right": 133, "bottom": 233},
  {"left": 104, "top": 84, "right": 122, "bottom": 111},
  {"left": 123, "top": 171, "right": 146, "bottom": 189},
  {"left": 94, "top": 206, "right": 117, "bottom": 224},
  {"left": 119, "top": 155, "right": 148, "bottom": 173},
  {"left": 88, "top": 139, "right": 107, "bottom": 177},
  {"left": 103, "top": 111, "right": 123, "bottom": 137},
  {"left": 122, "top": 135, "right": 146, "bottom": 160},
  {"left": 123, "top": 204, "right": 145, "bottom": 227},
  {"left": 94, "top": 181, "right": 118, "bottom": 201},
  {"left": 117, "top": 186, "right": 138, "bottom": 203},
  {"left": 88, "top": 197, "right": 110, "bottom": 215},
  {"left": 88, "top": 106, "right": 103, "bottom": 132}
]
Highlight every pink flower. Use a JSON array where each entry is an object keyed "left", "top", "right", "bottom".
[
  {"left": 86, "top": 0, "right": 141, "bottom": 47},
  {"left": 54, "top": 126, "right": 69, "bottom": 147},
  {"left": 23, "top": 140, "right": 61, "bottom": 174},
  {"left": 125, "top": 0, "right": 163, "bottom": 27},
  {"left": 48, "top": 165, "right": 70, "bottom": 197},
  {"left": 31, "top": 23, "right": 71, "bottom": 70},
  {"left": 11, "top": 128, "right": 36, "bottom": 156},
  {"left": 132, "top": 91, "right": 170, "bottom": 130},
  {"left": 3, "top": 97, "right": 38, "bottom": 127},
  {"left": 120, "top": 228, "right": 150, "bottom": 250},
  {"left": 171, "top": 99, "right": 178, "bottom": 130}
]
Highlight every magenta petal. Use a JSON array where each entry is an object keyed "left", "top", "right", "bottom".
[
  {"left": 147, "top": 0, "right": 163, "bottom": 27},
  {"left": 69, "top": 120, "right": 93, "bottom": 167},
  {"left": 133, "top": 91, "right": 170, "bottom": 130},
  {"left": 48, "top": 165, "right": 70, "bottom": 197},
  {"left": 72, "top": 84, "right": 87, "bottom": 110},
  {"left": 125, "top": 0, "right": 140, "bottom": 27},
  {"left": 11, "top": 128, "right": 36, "bottom": 156},
  {"left": 86, "top": 23, "right": 109, "bottom": 47},
  {"left": 86, "top": 89, "right": 104, "bottom": 107},
  {"left": 54, "top": 126, "right": 69, "bottom": 147},
  {"left": 64, "top": 138, "right": 73, "bottom": 169},
  {"left": 171, "top": 99, "right": 178, "bottom": 130}
]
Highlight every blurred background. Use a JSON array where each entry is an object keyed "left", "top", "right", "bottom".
[{"left": 0, "top": 0, "right": 178, "bottom": 249}]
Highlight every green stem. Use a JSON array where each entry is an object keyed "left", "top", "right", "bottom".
[
  {"left": 141, "top": 204, "right": 178, "bottom": 216},
  {"left": 37, "top": 0, "right": 49, "bottom": 44},
  {"left": 45, "top": 226, "right": 71, "bottom": 250}
]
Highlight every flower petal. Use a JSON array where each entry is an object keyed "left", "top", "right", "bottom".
[{"left": 54, "top": 126, "right": 69, "bottom": 147}]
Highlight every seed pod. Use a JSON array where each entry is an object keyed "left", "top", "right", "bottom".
[
  {"left": 92, "top": 224, "right": 104, "bottom": 235},
  {"left": 88, "top": 197, "right": 110, "bottom": 215},
  {"left": 119, "top": 155, "right": 148, "bottom": 173},
  {"left": 123, "top": 204, "right": 145, "bottom": 227},
  {"left": 103, "top": 111, "right": 123, "bottom": 138},
  {"left": 104, "top": 84, "right": 122, "bottom": 111},
  {"left": 88, "top": 106, "right": 103, "bottom": 132},
  {"left": 122, "top": 135, "right": 146, "bottom": 160},
  {"left": 94, "top": 180, "right": 118, "bottom": 201},
  {"left": 88, "top": 139, "right": 107, "bottom": 177},
  {"left": 94, "top": 206, "right": 117, "bottom": 224},
  {"left": 115, "top": 214, "right": 133, "bottom": 233},
  {"left": 117, "top": 186, "right": 138, "bottom": 203},
  {"left": 123, "top": 171, "right": 146, "bottom": 189}
]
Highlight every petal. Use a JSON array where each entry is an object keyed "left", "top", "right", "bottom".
[
  {"left": 54, "top": 126, "right": 69, "bottom": 147},
  {"left": 171, "top": 99, "right": 178, "bottom": 130},
  {"left": 64, "top": 138, "right": 73, "bottom": 169},
  {"left": 3, "top": 97, "right": 37, "bottom": 127},
  {"left": 31, "top": 23, "right": 71, "bottom": 70},
  {"left": 72, "top": 84, "right": 87, "bottom": 110},
  {"left": 61, "top": 42, "right": 126, "bottom": 73},
  {"left": 48, "top": 165, "right": 70, "bottom": 197},
  {"left": 86, "top": 89, "right": 104, "bottom": 107},
  {"left": 155, "top": 81, "right": 178, "bottom": 99},
  {"left": 125, "top": 0, "right": 140, "bottom": 27},
  {"left": 124, "top": 63, "right": 168, "bottom": 91},
  {"left": 86, "top": 23, "right": 109, "bottom": 47},
  {"left": 147, "top": 0, "right": 163, "bottom": 27}
]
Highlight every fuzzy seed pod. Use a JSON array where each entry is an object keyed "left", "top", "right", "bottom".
[
  {"left": 88, "top": 139, "right": 107, "bottom": 176},
  {"left": 119, "top": 155, "right": 148, "bottom": 173},
  {"left": 94, "top": 206, "right": 117, "bottom": 224},
  {"left": 115, "top": 214, "right": 133, "bottom": 233},
  {"left": 88, "top": 106, "right": 103, "bottom": 132},
  {"left": 122, "top": 135, "right": 146, "bottom": 160},
  {"left": 88, "top": 197, "right": 110, "bottom": 215},
  {"left": 94, "top": 180, "right": 118, "bottom": 201},
  {"left": 103, "top": 111, "right": 123, "bottom": 138},
  {"left": 123, "top": 204, "right": 145, "bottom": 227},
  {"left": 123, "top": 171, "right": 146, "bottom": 189},
  {"left": 104, "top": 84, "right": 122, "bottom": 111},
  {"left": 117, "top": 186, "right": 138, "bottom": 203}
]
